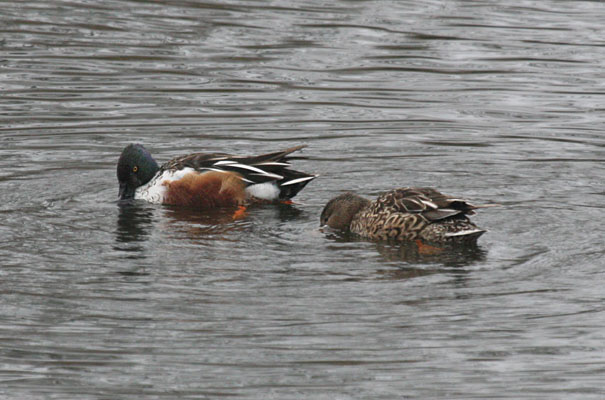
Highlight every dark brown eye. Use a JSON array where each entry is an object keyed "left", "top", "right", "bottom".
[{"left": 133, "top": 166, "right": 138, "bottom": 173}]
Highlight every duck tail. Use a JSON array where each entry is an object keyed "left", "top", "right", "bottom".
[
  {"left": 444, "top": 228, "right": 486, "bottom": 242},
  {"left": 277, "top": 170, "right": 318, "bottom": 200}
]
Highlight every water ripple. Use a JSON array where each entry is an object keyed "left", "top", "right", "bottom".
[{"left": 2, "top": 0, "right": 605, "bottom": 398}]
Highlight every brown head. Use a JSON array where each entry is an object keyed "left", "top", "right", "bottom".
[{"left": 320, "top": 192, "right": 370, "bottom": 231}]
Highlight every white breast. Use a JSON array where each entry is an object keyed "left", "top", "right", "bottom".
[{"left": 135, "top": 168, "right": 196, "bottom": 204}]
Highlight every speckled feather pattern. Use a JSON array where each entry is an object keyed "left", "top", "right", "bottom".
[{"left": 348, "top": 187, "right": 485, "bottom": 243}]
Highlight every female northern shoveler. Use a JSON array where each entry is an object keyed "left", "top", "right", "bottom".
[
  {"left": 320, "top": 188, "right": 490, "bottom": 244},
  {"left": 117, "top": 144, "right": 316, "bottom": 208}
]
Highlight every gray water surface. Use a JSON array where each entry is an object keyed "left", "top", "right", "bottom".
[{"left": 2, "top": 1, "right": 605, "bottom": 398}]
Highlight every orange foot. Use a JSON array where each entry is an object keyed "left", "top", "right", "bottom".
[
  {"left": 280, "top": 199, "right": 294, "bottom": 205},
  {"left": 232, "top": 205, "right": 247, "bottom": 220},
  {"left": 415, "top": 239, "right": 444, "bottom": 255}
]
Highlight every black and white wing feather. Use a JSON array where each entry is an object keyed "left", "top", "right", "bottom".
[{"left": 162, "top": 145, "right": 316, "bottom": 199}]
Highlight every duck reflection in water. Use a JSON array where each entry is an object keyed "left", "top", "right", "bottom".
[
  {"left": 323, "top": 228, "right": 485, "bottom": 268},
  {"left": 115, "top": 202, "right": 154, "bottom": 245},
  {"left": 161, "top": 205, "right": 251, "bottom": 241},
  {"left": 374, "top": 240, "right": 486, "bottom": 268},
  {"left": 114, "top": 200, "right": 252, "bottom": 261},
  {"left": 157, "top": 202, "right": 305, "bottom": 242},
  {"left": 116, "top": 195, "right": 307, "bottom": 248},
  {"left": 114, "top": 202, "right": 156, "bottom": 262}
]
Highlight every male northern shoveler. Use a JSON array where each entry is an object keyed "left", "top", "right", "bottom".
[
  {"left": 320, "top": 188, "right": 490, "bottom": 244},
  {"left": 117, "top": 144, "right": 316, "bottom": 208}
]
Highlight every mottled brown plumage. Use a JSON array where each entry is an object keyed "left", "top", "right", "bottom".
[{"left": 321, "top": 188, "right": 488, "bottom": 244}]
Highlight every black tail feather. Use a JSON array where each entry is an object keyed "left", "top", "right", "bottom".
[{"left": 277, "top": 170, "right": 317, "bottom": 199}]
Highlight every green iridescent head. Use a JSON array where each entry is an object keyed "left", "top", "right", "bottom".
[{"left": 117, "top": 144, "right": 160, "bottom": 200}]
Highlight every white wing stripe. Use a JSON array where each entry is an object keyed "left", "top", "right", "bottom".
[
  {"left": 420, "top": 199, "right": 438, "bottom": 209},
  {"left": 200, "top": 168, "right": 228, "bottom": 173},
  {"left": 280, "top": 176, "right": 316, "bottom": 186},
  {"left": 445, "top": 229, "right": 485, "bottom": 237},
  {"left": 249, "top": 172, "right": 284, "bottom": 180},
  {"left": 215, "top": 162, "right": 274, "bottom": 176},
  {"left": 213, "top": 160, "right": 237, "bottom": 166},
  {"left": 202, "top": 165, "right": 282, "bottom": 180},
  {"left": 255, "top": 162, "right": 291, "bottom": 167}
]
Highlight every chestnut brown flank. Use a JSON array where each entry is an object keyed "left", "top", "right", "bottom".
[{"left": 162, "top": 171, "right": 246, "bottom": 208}]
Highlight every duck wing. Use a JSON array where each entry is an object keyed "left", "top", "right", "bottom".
[
  {"left": 377, "top": 187, "right": 480, "bottom": 222},
  {"left": 162, "top": 145, "right": 316, "bottom": 198}
]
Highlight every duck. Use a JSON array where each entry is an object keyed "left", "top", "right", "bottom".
[
  {"left": 117, "top": 143, "right": 316, "bottom": 209},
  {"left": 320, "top": 187, "right": 489, "bottom": 244}
]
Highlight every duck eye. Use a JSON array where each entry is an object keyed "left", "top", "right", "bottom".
[{"left": 133, "top": 166, "right": 138, "bottom": 173}]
